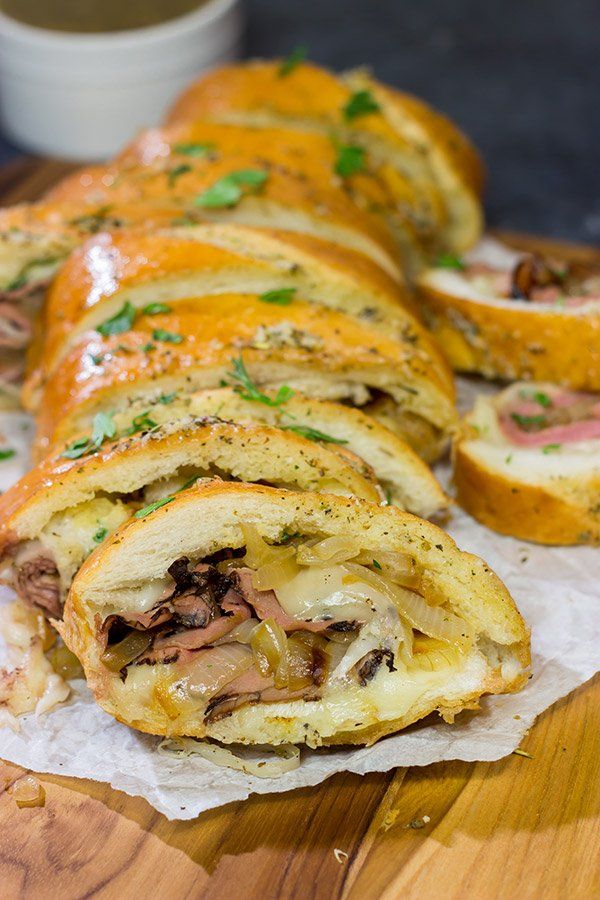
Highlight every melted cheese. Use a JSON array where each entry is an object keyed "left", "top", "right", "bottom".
[{"left": 40, "top": 497, "right": 134, "bottom": 587}]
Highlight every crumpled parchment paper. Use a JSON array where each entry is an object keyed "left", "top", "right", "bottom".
[{"left": 0, "top": 387, "right": 598, "bottom": 820}]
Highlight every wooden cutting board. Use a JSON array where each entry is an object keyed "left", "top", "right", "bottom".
[{"left": 0, "top": 157, "right": 598, "bottom": 900}]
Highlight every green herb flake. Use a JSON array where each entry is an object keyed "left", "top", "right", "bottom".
[
  {"left": 142, "top": 302, "right": 172, "bottom": 316},
  {"left": 372, "top": 559, "right": 382, "bottom": 570},
  {"left": 227, "top": 356, "right": 294, "bottom": 408},
  {"left": 6, "top": 255, "right": 60, "bottom": 292},
  {"left": 141, "top": 343, "right": 156, "bottom": 353},
  {"left": 167, "top": 163, "right": 192, "bottom": 187},
  {"left": 542, "top": 443, "right": 561, "bottom": 454},
  {"left": 97, "top": 301, "right": 136, "bottom": 337},
  {"left": 278, "top": 44, "right": 308, "bottom": 77},
  {"left": 152, "top": 328, "right": 184, "bottom": 344},
  {"left": 283, "top": 424, "right": 348, "bottom": 444},
  {"left": 0, "top": 448, "right": 16, "bottom": 461},
  {"left": 89, "top": 353, "right": 105, "bottom": 366},
  {"left": 124, "top": 411, "right": 158, "bottom": 436},
  {"left": 194, "top": 169, "right": 268, "bottom": 209},
  {"left": 93, "top": 527, "right": 108, "bottom": 543},
  {"left": 435, "top": 253, "right": 465, "bottom": 271},
  {"left": 259, "top": 287, "right": 297, "bottom": 306},
  {"left": 334, "top": 144, "right": 366, "bottom": 178},
  {"left": 173, "top": 142, "right": 216, "bottom": 157},
  {"left": 505, "top": 454, "right": 513, "bottom": 464},
  {"left": 91, "top": 411, "right": 116, "bottom": 448},
  {"left": 343, "top": 89, "right": 381, "bottom": 121},
  {"left": 134, "top": 496, "right": 175, "bottom": 519},
  {"left": 61, "top": 436, "right": 92, "bottom": 460},
  {"left": 510, "top": 413, "right": 547, "bottom": 432},
  {"left": 519, "top": 389, "right": 552, "bottom": 408},
  {"left": 157, "top": 392, "right": 178, "bottom": 405}
]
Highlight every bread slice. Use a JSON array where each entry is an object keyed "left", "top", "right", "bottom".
[
  {"left": 166, "top": 59, "right": 483, "bottom": 255},
  {"left": 453, "top": 382, "right": 600, "bottom": 545},
  {"left": 0, "top": 417, "right": 382, "bottom": 612},
  {"left": 61, "top": 481, "right": 529, "bottom": 747},
  {"left": 31, "top": 293, "right": 458, "bottom": 462},
  {"left": 108, "top": 387, "right": 448, "bottom": 516},
  {"left": 118, "top": 120, "right": 425, "bottom": 270},
  {"left": 34, "top": 225, "right": 445, "bottom": 382},
  {"left": 417, "top": 237, "right": 600, "bottom": 389}
]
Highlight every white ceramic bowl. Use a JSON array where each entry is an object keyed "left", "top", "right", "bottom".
[{"left": 0, "top": 0, "right": 243, "bottom": 161}]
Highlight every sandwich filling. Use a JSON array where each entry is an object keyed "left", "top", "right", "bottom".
[{"left": 90, "top": 528, "right": 511, "bottom": 737}]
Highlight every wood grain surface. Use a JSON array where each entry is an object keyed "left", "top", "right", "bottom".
[{"left": 0, "top": 158, "right": 599, "bottom": 900}]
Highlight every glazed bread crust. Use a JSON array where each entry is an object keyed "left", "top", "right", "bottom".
[
  {"left": 417, "top": 268, "right": 600, "bottom": 390},
  {"left": 30, "top": 293, "right": 457, "bottom": 459}
]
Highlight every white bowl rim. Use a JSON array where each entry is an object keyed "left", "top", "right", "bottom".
[{"left": 0, "top": 0, "right": 239, "bottom": 47}]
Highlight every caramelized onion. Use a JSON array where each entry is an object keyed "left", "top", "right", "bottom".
[
  {"left": 101, "top": 631, "right": 152, "bottom": 672},
  {"left": 11, "top": 775, "right": 45, "bottom": 809},
  {"left": 253, "top": 547, "right": 299, "bottom": 591},
  {"left": 409, "top": 637, "right": 463, "bottom": 672},
  {"left": 241, "top": 524, "right": 277, "bottom": 568},
  {"left": 343, "top": 563, "right": 472, "bottom": 646},
  {"left": 158, "top": 738, "right": 301, "bottom": 778},
  {"left": 185, "top": 644, "right": 254, "bottom": 696},
  {"left": 296, "top": 535, "right": 362, "bottom": 566},
  {"left": 47, "top": 644, "right": 83, "bottom": 680},
  {"left": 251, "top": 618, "right": 289, "bottom": 688}
]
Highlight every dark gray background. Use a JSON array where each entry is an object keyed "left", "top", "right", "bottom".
[{"left": 1, "top": 0, "right": 599, "bottom": 243}]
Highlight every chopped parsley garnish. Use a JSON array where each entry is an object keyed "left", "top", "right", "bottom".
[
  {"left": 334, "top": 144, "right": 366, "bottom": 177},
  {"left": 152, "top": 328, "right": 184, "bottom": 344},
  {"left": 282, "top": 424, "right": 347, "bottom": 444},
  {"left": 278, "top": 44, "right": 308, "bottom": 77},
  {"left": 134, "top": 496, "right": 175, "bottom": 518},
  {"left": 173, "top": 142, "right": 216, "bottom": 157},
  {"left": 505, "top": 453, "right": 513, "bottom": 464},
  {"left": 384, "top": 487, "right": 393, "bottom": 506},
  {"left": 435, "top": 253, "right": 465, "bottom": 271},
  {"left": 195, "top": 169, "right": 268, "bottom": 209},
  {"left": 157, "top": 391, "right": 178, "bottom": 404},
  {"left": 227, "top": 355, "right": 294, "bottom": 407},
  {"left": 0, "top": 448, "right": 16, "bottom": 461},
  {"left": 510, "top": 413, "right": 547, "bottom": 432},
  {"left": 259, "top": 287, "right": 297, "bottom": 306},
  {"left": 124, "top": 411, "right": 158, "bottom": 436},
  {"left": 372, "top": 559, "right": 382, "bottom": 570},
  {"left": 542, "top": 443, "right": 561, "bottom": 453},
  {"left": 91, "top": 411, "right": 117, "bottom": 447},
  {"left": 97, "top": 301, "right": 136, "bottom": 337},
  {"left": 343, "top": 89, "right": 380, "bottom": 121},
  {"left": 134, "top": 475, "right": 199, "bottom": 519},
  {"left": 141, "top": 343, "right": 156, "bottom": 353},
  {"left": 93, "top": 527, "right": 108, "bottom": 543},
  {"left": 518, "top": 389, "right": 552, "bottom": 408},
  {"left": 70, "top": 205, "right": 117, "bottom": 234},
  {"left": 7, "top": 255, "right": 59, "bottom": 292},
  {"left": 88, "top": 353, "right": 105, "bottom": 366},
  {"left": 167, "top": 163, "right": 192, "bottom": 187},
  {"left": 61, "top": 411, "right": 116, "bottom": 459},
  {"left": 142, "top": 302, "right": 172, "bottom": 316}
]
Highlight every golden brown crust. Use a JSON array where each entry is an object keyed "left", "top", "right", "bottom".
[
  {"left": 166, "top": 59, "right": 483, "bottom": 253},
  {"left": 453, "top": 441, "right": 600, "bottom": 545},
  {"left": 28, "top": 293, "right": 456, "bottom": 456},
  {"left": 417, "top": 275, "right": 600, "bottom": 390},
  {"left": 36, "top": 226, "right": 433, "bottom": 379}
]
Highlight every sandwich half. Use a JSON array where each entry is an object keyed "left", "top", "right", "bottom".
[
  {"left": 61, "top": 482, "right": 529, "bottom": 746},
  {"left": 0, "top": 416, "right": 383, "bottom": 619},
  {"left": 453, "top": 382, "right": 600, "bottom": 544},
  {"left": 417, "top": 237, "right": 600, "bottom": 389}
]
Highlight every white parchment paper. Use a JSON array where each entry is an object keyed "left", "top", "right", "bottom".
[{"left": 0, "top": 387, "right": 599, "bottom": 820}]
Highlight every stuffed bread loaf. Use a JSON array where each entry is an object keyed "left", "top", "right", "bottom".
[{"left": 60, "top": 482, "right": 529, "bottom": 746}]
